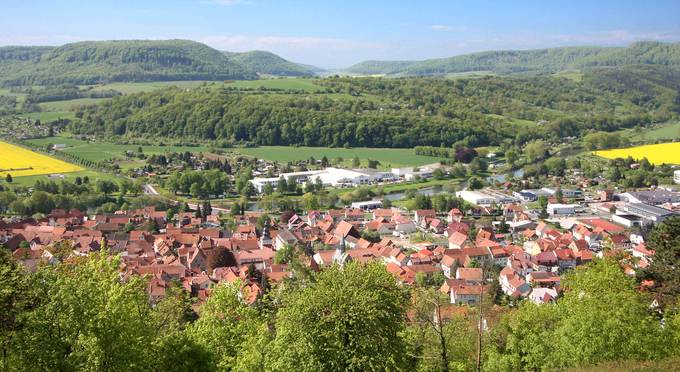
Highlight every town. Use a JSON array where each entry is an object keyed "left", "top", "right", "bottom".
[{"left": 3, "top": 164, "right": 677, "bottom": 309}]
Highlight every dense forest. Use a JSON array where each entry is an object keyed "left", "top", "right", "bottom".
[
  {"left": 69, "top": 65, "right": 680, "bottom": 147},
  {"left": 223, "top": 50, "right": 316, "bottom": 77},
  {"left": 344, "top": 41, "right": 680, "bottom": 76},
  {"left": 0, "top": 40, "right": 258, "bottom": 86}
]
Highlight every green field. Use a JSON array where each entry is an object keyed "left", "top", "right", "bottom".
[
  {"left": 39, "top": 98, "right": 110, "bottom": 111},
  {"left": 224, "top": 78, "right": 323, "bottom": 92},
  {"left": 24, "top": 137, "right": 442, "bottom": 168},
  {"left": 87, "top": 80, "right": 223, "bottom": 94},
  {"left": 234, "top": 146, "right": 441, "bottom": 168},
  {"left": 20, "top": 111, "right": 76, "bottom": 121},
  {"left": 25, "top": 136, "right": 212, "bottom": 162},
  {"left": 86, "top": 78, "right": 323, "bottom": 95},
  {"left": 554, "top": 69, "right": 583, "bottom": 82},
  {"left": 631, "top": 121, "right": 680, "bottom": 141},
  {"left": 10, "top": 169, "right": 119, "bottom": 187}
]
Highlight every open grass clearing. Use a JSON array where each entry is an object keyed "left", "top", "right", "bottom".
[
  {"left": 25, "top": 136, "right": 213, "bottom": 163},
  {"left": 223, "top": 78, "right": 324, "bottom": 92},
  {"left": 39, "top": 97, "right": 110, "bottom": 111},
  {"left": 233, "top": 146, "right": 442, "bottom": 168}
]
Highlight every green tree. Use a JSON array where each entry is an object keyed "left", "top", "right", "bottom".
[
  {"left": 13, "top": 252, "right": 158, "bottom": 370},
  {"left": 95, "top": 179, "right": 118, "bottom": 195},
  {"left": 187, "top": 282, "right": 267, "bottom": 371},
  {"left": 267, "top": 262, "right": 409, "bottom": 371},
  {"left": 550, "top": 259, "right": 666, "bottom": 368},
  {"left": 4, "top": 174, "right": 11, "bottom": 183},
  {"left": 640, "top": 216, "right": 680, "bottom": 306},
  {"left": 486, "top": 259, "right": 667, "bottom": 371},
  {"left": 524, "top": 140, "right": 548, "bottom": 163},
  {"left": 468, "top": 177, "right": 484, "bottom": 190},
  {"left": 0, "top": 247, "right": 27, "bottom": 369},
  {"left": 505, "top": 150, "right": 518, "bottom": 167},
  {"left": 408, "top": 288, "right": 476, "bottom": 372},
  {"left": 277, "top": 176, "right": 287, "bottom": 193}
]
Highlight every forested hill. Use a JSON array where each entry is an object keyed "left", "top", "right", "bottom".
[
  {"left": 69, "top": 65, "right": 680, "bottom": 148},
  {"left": 0, "top": 40, "right": 265, "bottom": 86},
  {"left": 344, "top": 41, "right": 680, "bottom": 76},
  {"left": 223, "top": 50, "right": 318, "bottom": 77}
]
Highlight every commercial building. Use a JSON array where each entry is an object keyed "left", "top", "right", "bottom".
[
  {"left": 250, "top": 167, "right": 394, "bottom": 193},
  {"left": 391, "top": 167, "right": 434, "bottom": 181},
  {"left": 541, "top": 187, "right": 583, "bottom": 199},
  {"left": 456, "top": 189, "right": 517, "bottom": 207},
  {"left": 456, "top": 190, "right": 498, "bottom": 207},
  {"left": 619, "top": 189, "right": 680, "bottom": 205},
  {"left": 351, "top": 200, "right": 383, "bottom": 210},
  {"left": 619, "top": 203, "right": 675, "bottom": 225},
  {"left": 546, "top": 203, "right": 580, "bottom": 216}
]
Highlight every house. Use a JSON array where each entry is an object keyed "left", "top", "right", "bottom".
[
  {"left": 441, "top": 254, "right": 461, "bottom": 278},
  {"left": 414, "top": 209, "right": 436, "bottom": 224},
  {"left": 441, "top": 279, "right": 485, "bottom": 305},
  {"left": 499, "top": 266, "right": 531, "bottom": 297},
  {"left": 448, "top": 231, "right": 471, "bottom": 250},
  {"left": 455, "top": 267, "right": 483, "bottom": 283},
  {"left": 527, "top": 271, "right": 561, "bottom": 288},
  {"left": 529, "top": 287, "right": 558, "bottom": 304},
  {"left": 447, "top": 208, "right": 463, "bottom": 223},
  {"left": 394, "top": 215, "right": 417, "bottom": 235},
  {"left": 274, "top": 229, "right": 298, "bottom": 251},
  {"left": 490, "top": 247, "right": 510, "bottom": 266}
]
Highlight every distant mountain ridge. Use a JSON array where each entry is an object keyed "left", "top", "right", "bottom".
[
  {"left": 344, "top": 42, "right": 680, "bottom": 76},
  {"left": 0, "top": 40, "right": 322, "bottom": 86},
  {"left": 223, "top": 50, "right": 318, "bottom": 77}
]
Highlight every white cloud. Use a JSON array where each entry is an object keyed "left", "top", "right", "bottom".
[
  {"left": 0, "top": 34, "right": 84, "bottom": 46},
  {"left": 198, "top": 35, "right": 385, "bottom": 67},
  {"left": 550, "top": 30, "right": 680, "bottom": 45},
  {"left": 210, "top": 0, "right": 248, "bottom": 6},
  {"left": 428, "top": 25, "right": 475, "bottom": 33}
]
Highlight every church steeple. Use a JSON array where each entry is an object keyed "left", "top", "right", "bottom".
[
  {"left": 333, "top": 237, "right": 350, "bottom": 266},
  {"left": 259, "top": 219, "right": 272, "bottom": 248}
]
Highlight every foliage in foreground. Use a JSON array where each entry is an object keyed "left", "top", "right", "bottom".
[{"left": 2, "top": 238, "right": 680, "bottom": 371}]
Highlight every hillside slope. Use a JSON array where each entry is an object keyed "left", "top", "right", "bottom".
[
  {"left": 344, "top": 42, "right": 680, "bottom": 76},
  {"left": 0, "top": 40, "right": 258, "bottom": 86},
  {"left": 223, "top": 50, "right": 318, "bottom": 76},
  {"left": 69, "top": 64, "right": 680, "bottom": 148}
]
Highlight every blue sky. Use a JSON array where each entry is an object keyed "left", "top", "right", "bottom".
[{"left": 2, "top": 0, "right": 679, "bottom": 68}]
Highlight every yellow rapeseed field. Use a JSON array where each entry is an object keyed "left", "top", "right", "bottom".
[
  {"left": 594, "top": 142, "right": 680, "bottom": 165},
  {"left": 0, "top": 141, "right": 82, "bottom": 177}
]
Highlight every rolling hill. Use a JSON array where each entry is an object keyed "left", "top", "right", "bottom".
[
  {"left": 344, "top": 42, "right": 680, "bottom": 76},
  {"left": 223, "top": 50, "right": 319, "bottom": 77},
  {"left": 0, "top": 40, "right": 260, "bottom": 86}
]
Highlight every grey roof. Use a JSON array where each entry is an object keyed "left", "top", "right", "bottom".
[{"left": 626, "top": 203, "right": 675, "bottom": 217}]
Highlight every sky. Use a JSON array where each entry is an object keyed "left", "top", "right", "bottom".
[{"left": 1, "top": 0, "right": 680, "bottom": 68}]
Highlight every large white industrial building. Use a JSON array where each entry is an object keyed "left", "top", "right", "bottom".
[
  {"left": 250, "top": 167, "right": 395, "bottom": 193},
  {"left": 455, "top": 190, "right": 518, "bottom": 207}
]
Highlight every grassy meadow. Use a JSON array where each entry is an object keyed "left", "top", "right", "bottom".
[
  {"left": 233, "top": 146, "right": 441, "bottom": 168},
  {"left": 24, "top": 136, "right": 442, "bottom": 168},
  {"left": 25, "top": 136, "right": 212, "bottom": 163}
]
